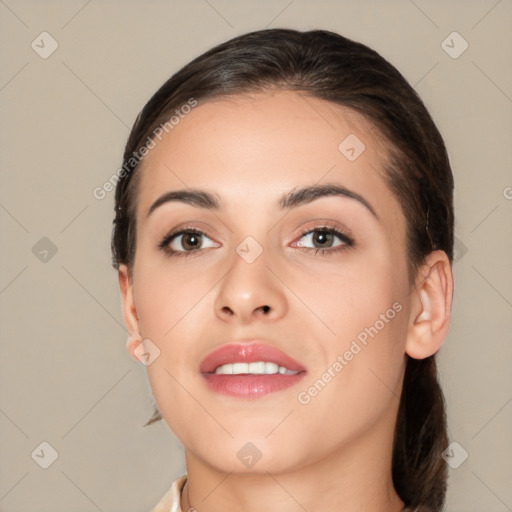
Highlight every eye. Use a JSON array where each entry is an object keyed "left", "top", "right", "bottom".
[
  {"left": 159, "top": 228, "right": 219, "bottom": 257},
  {"left": 292, "top": 226, "right": 354, "bottom": 255}
]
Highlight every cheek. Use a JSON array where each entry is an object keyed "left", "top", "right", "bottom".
[
  {"left": 310, "top": 242, "right": 405, "bottom": 338},
  {"left": 133, "top": 252, "right": 215, "bottom": 339},
  {"left": 299, "top": 250, "right": 408, "bottom": 416},
  {"left": 132, "top": 256, "right": 219, "bottom": 426},
  {"left": 294, "top": 300, "right": 407, "bottom": 455}
]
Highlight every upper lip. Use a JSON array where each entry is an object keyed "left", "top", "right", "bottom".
[{"left": 199, "top": 341, "right": 307, "bottom": 374}]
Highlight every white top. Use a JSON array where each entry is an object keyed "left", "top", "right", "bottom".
[{"left": 151, "top": 474, "right": 187, "bottom": 512}]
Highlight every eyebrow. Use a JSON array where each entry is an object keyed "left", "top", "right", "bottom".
[{"left": 147, "top": 183, "right": 378, "bottom": 220}]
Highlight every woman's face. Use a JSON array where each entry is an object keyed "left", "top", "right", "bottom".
[{"left": 122, "top": 90, "right": 414, "bottom": 473}]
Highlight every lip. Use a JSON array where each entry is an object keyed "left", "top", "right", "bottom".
[
  {"left": 199, "top": 341, "right": 306, "bottom": 374},
  {"left": 199, "top": 341, "right": 307, "bottom": 399}
]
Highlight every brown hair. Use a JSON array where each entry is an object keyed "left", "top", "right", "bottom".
[{"left": 111, "top": 29, "right": 453, "bottom": 511}]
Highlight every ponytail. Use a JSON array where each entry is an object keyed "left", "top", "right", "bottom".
[{"left": 393, "top": 356, "right": 449, "bottom": 511}]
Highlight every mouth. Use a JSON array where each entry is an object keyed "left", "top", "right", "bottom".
[{"left": 199, "top": 341, "right": 307, "bottom": 399}]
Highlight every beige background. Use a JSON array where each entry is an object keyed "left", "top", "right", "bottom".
[{"left": 0, "top": 1, "right": 511, "bottom": 511}]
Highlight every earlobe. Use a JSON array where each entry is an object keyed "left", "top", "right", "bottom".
[
  {"left": 126, "top": 332, "right": 143, "bottom": 362},
  {"left": 405, "top": 251, "right": 454, "bottom": 360},
  {"left": 118, "top": 264, "right": 142, "bottom": 360}
]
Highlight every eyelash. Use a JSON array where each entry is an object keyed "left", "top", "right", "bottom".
[
  {"left": 295, "top": 224, "right": 354, "bottom": 256},
  {"left": 158, "top": 227, "right": 213, "bottom": 259},
  {"left": 158, "top": 224, "right": 355, "bottom": 259}
]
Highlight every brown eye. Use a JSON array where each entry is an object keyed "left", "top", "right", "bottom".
[
  {"left": 294, "top": 228, "right": 352, "bottom": 251},
  {"left": 179, "top": 232, "right": 202, "bottom": 250},
  {"left": 159, "top": 228, "right": 220, "bottom": 257},
  {"left": 311, "top": 230, "right": 335, "bottom": 248},
  {"left": 169, "top": 231, "right": 214, "bottom": 252}
]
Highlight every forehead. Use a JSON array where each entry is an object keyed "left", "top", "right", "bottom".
[{"left": 135, "top": 90, "right": 404, "bottom": 230}]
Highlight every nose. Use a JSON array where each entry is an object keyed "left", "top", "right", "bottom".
[{"left": 214, "top": 246, "right": 288, "bottom": 325}]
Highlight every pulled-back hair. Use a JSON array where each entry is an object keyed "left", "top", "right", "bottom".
[{"left": 111, "top": 29, "right": 454, "bottom": 511}]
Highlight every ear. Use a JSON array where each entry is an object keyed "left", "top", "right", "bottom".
[
  {"left": 118, "top": 264, "right": 143, "bottom": 362},
  {"left": 405, "top": 250, "right": 454, "bottom": 359}
]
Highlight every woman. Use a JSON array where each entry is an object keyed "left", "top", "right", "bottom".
[{"left": 112, "top": 28, "right": 454, "bottom": 512}]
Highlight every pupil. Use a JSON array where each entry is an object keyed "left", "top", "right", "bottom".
[
  {"left": 183, "top": 233, "right": 200, "bottom": 250},
  {"left": 314, "top": 231, "right": 332, "bottom": 248}
]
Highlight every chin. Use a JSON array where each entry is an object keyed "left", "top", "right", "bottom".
[{"left": 198, "top": 438, "right": 307, "bottom": 475}]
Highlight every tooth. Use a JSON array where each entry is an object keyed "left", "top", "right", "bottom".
[
  {"left": 216, "top": 364, "right": 232, "bottom": 375},
  {"left": 212, "top": 361, "right": 300, "bottom": 375},
  {"left": 232, "top": 362, "right": 249, "bottom": 375},
  {"left": 265, "top": 362, "right": 279, "bottom": 374},
  {"left": 248, "top": 362, "right": 266, "bottom": 374}
]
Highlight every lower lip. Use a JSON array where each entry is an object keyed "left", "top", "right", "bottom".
[{"left": 202, "top": 372, "right": 306, "bottom": 399}]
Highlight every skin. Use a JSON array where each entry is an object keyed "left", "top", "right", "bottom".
[{"left": 118, "top": 90, "right": 453, "bottom": 512}]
